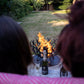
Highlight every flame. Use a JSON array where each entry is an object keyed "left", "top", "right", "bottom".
[{"left": 37, "top": 32, "right": 52, "bottom": 56}]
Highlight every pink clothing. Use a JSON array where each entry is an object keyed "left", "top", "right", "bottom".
[{"left": 0, "top": 73, "right": 84, "bottom": 84}]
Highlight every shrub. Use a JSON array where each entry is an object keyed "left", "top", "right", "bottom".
[
  {"left": 58, "top": 0, "right": 72, "bottom": 10},
  {"left": 30, "top": 0, "right": 44, "bottom": 11},
  {"left": 24, "top": 1, "right": 33, "bottom": 15},
  {"left": 0, "top": 0, "right": 33, "bottom": 19}
]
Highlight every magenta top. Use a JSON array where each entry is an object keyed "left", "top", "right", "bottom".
[{"left": 0, "top": 73, "right": 84, "bottom": 84}]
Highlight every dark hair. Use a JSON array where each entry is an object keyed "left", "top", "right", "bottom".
[
  {"left": 0, "top": 16, "right": 32, "bottom": 75},
  {"left": 56, "top": 1, "right": 84, "bottom": 77}
]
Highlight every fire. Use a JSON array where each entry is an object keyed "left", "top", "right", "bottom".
[{"left": 37, "top": 32, "right": 52, "bottom": 56}]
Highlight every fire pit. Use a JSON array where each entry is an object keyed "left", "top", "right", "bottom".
[{"left": 30, "top": 32, "right": 60, "bottom": 66}]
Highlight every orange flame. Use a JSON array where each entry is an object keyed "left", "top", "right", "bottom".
[{"left": 37, "top": 32, "right": 52, "bottom": 56}]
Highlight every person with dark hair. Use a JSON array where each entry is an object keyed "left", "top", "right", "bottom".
[
  {"left": 0, "top": 16, "right": 32, "bottom": 75},
  {"left": 56, "top": 0, "right": 84, "bottom": 77}
]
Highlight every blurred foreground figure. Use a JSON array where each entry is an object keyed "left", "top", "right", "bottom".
[
  {"left": 57, "top": 0, "right": 84, "bottom": 77},
  {"left": 0, "top": 16, "right": 32, "bottom": 75}
]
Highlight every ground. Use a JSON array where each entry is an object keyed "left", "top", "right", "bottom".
[{"left": 19, "top": 10, "right": 68, "bottom": 41}]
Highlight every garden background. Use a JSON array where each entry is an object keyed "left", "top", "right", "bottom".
[{"left": 0, "top": 0, "right": 76, "bottom": 41}]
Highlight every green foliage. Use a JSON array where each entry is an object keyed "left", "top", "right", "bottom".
[
  {"left": 58, "top": 0, "right": 72, "bottom": 10},
  {"left": 48, "top": 1, "right": 53, "bottom": 4},
  {"left": 30, "top": 0, "right": 44, "bottom": 11},
  {"left": 0, "top": 0, "right": 10, "bottom": 15},
  {"left": 53, "top": 0, "right": 72, "bottom": 10},
  {"left": 0, "top": 0, "right": 33, "bottom": 19}
]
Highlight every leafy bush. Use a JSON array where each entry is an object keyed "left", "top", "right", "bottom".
[
  {"left": 30, "top": 0, "right": 44, "bottom": 11},
  {"left": 24, "top": 1, "right": 33, "bottom": 15},
  {"left": 58, "top": 0, "right": 72, "bottom": 10},
  {"left": 11, "top": 0, "right": 33, "bottom": 19},
  {"left": 0, "top": 0, "right": 33, "bottom": 19},
  {"left": 0, "top": 0, "right": 10, "bottom": 15}
]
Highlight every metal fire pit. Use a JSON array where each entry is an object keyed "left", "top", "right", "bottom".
[{"left": 33, "top": 55, "right": 60, "bottom": 66}]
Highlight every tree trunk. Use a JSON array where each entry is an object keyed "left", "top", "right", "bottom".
[{"left": 47, "top": 3, "right": 48, "bottom": 10}]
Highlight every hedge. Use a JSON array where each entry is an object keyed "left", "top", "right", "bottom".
[{"left": 0, "top": 0, "right": 33, "bottom": 19}]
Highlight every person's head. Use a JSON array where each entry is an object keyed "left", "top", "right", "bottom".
[
  {"left": 0, "top": 16, "right": 32, "bottom": 75},
  {"left": 56, "top": 0, "right": 84, "bottom": 77}
]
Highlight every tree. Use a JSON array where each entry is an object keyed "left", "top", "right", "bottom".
[
  {"left": 0, "top": 0, "right": 11, "bottom": 15},
  {"left": 0, "top": 0, "right": 33, "bottom": 19},
  {"left": 30, "top": 0, "right": 44, "bottom": 11}
]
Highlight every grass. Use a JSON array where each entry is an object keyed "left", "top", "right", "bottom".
[
  {"left": 19, "top": 10, "right": 68, "bottom": 41},
  {"left": 52, "top": 10, "right": 67, "bottom": 14},
  {"left": 51, "top": 10, "right": 70, "bottom": 14}
]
